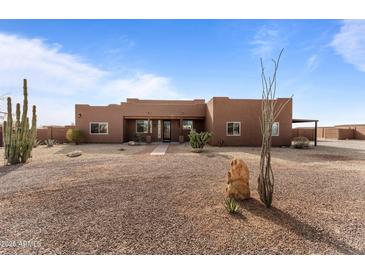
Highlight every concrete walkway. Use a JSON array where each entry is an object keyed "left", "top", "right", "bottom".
[{"left": 150, "top": 143, "right": 169, "bottom": 155}]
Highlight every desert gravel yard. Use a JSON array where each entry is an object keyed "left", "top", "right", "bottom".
[{"left": 0, "top": 140, "right": 364, "bottom": 254}]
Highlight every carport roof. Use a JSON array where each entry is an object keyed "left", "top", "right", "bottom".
[{"left": 292, "top": 118, "right": 319, "bottom": 123}]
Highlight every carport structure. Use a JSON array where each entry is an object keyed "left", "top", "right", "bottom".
[{"left": 292, "top": 118, "right": 319, "bottom": 146}]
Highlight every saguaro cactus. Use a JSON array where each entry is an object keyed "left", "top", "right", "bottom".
[{"left": 3, "top": 79, "right": 37, "bottom": 165}]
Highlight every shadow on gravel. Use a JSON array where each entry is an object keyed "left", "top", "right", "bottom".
[
  {"left": 203, "top": 153, "right": 233, "bottom": 160},
  {"left": 0, "top": 163, "right": 23, "bottom": 178},
  {"left": 55, "top": 145, "right": 125, "bottom": 155},
  {"left": 240, "top": 198, "right": 362, "bottom": 255}
]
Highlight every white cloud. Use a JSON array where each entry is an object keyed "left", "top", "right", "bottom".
[
  {"left": 0, "top": 33, "right": 180, "bottom": 125},
  {"left": 251, "top": 26, "right": 287, "bottom": 59},
  {"left": 306, "top": 54, "right": 319, "bottom": 71},
  {"left": 104, "top": 74, "right": 179, "bottom": 99},
  {"left": 331, "top": 20, "right": 365, "bottom": 72}
]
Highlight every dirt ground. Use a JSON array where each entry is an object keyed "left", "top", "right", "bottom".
[{"left": 0, "top": 140, "right": 364, "bottom": 254}]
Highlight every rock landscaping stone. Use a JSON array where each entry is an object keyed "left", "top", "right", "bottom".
[{"left": 66, "top": 150, "right": 82, "bottom": 157}]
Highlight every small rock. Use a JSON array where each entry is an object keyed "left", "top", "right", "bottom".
[
  {"left": 66, "top": 150, "right": 82, "bottom": 157},
  {"left": 128, "top": 141, "right": 136, "bottom": 146}
]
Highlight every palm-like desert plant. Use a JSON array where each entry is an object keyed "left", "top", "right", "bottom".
[
  {"left": 33, "top": 139, "right": 42, "bottom": 148},
  {"left": 224, "top": 198, "right": 239, "bottom": 214},
  {"left": 188, "top": 130, "right": 212, "bottom": 152},
  {"left": 44, "top": 139, "right": 57, "bottom": 147}
]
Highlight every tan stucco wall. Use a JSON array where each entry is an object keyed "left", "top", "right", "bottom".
[
  {"left": 75, "top": 97, "right": 292, "bottom": 146},
  {"left": 75, "top": 99, "right": 206, "bottom": 143},
  {"left": 205, "top": 99, "right": 214, "bottom": 142},
  {"left": 75, "top": 104, "right": 124, "bottom": 143},
  {"left": 121, "top": 98, "right": 206, "bottom": 118},
  {"left": 206, "top": 97, "right": 292, "bottom": 146}
]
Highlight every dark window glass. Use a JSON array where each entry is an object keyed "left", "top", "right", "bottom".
[
  {"left": 90, "top": 123, "right": 99, "bottom": 134},
  {"left": 227, "top": 122, "right": 240, "bottom": 136},
  {"left": 136, "top": 120, "right": 148, "bottom": 133},
  {"left": 99, "top": 123, "right": 108, "bottom": 133},
  {"left": 183, "top": 120, "right": 193, "bottom": 130}
]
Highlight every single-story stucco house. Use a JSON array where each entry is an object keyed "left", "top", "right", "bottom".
[{"left": 75, "top": 97, "right": 293, "bottom": 146}]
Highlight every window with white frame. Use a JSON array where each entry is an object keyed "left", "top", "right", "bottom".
[
  {"left": 226, "top": 122, "right": 241, "bottom": 136},
  {"left": 90, "top": 122, "right": 108, "bottom": 134},
  {"left": 136, "top": 120, "right": 152, "bottom": 133},
  {"left": 272, "top": 122, "right": 279, "bottom": 136},
  {"left": 183, "top": 120, "right": 193, "bottom": 130}
]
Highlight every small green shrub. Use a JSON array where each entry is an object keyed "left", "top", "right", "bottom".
[
  {"left": 188, "top": 130, "right": 212, "bottom": 151},
  {"left": 292, "top": 136, "right": 310, "bottom": 149},
  {"left": 66, "top": 128, "right": 73, "bottom": 143},
  {"left": 72, "top": 129, "right": 85, "bottom": 145},
  {"left": 224, "top": 198, "right": 239, "bottom": 214},
  {"left": 44, "top": 139, "right": 57, "bottom": 147},
  {"left": 66, "top": 128, "right": 85, "bottom": 145}
]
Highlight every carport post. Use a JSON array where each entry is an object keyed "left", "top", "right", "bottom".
[{"left": 314, "top": 121, "right": 318, "bottom": 146}]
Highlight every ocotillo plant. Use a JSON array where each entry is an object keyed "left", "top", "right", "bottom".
[
  {"left": 258, "top": 49, "right": 291, "bottom": 208},
  {"left": 3, "top": 79, "right": 37, "bottom": 165}
]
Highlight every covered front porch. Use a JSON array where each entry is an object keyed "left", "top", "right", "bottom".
[{"left": 123, "top": 117, "right": 204, "bottom": 143}]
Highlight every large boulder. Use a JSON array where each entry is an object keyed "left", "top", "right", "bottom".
[
  {"left": 225, "top": 158, "right": 250, "bottom": 200},
  {"left": 66, "top": 150, "right": 82, "bottom": 157}
]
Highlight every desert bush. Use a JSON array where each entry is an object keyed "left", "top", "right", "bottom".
[
  {"left": 224, "top": 198, "right": 239, "bottom": 214},
  {"left": 44, "top": 139, "right": 57, "bottom": 147},
  {"left": 188, "top": 130, "right": 212, "bottom": 152},
  {"left": 292, "top": 136, "right": 310, "bottom": 149},
  {"left": 65, "top": 128, "right": 73, "bottom": 143},
  {"left": 66, "top": 128, "right": 85, "bottom": 145}
]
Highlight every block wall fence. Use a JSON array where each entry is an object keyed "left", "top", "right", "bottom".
[
  {"left": 293, "top": 124, "right": 365, "bottom": 140},
  {"left": 0, "top": 125, "right": 75, "bottom": 146}
]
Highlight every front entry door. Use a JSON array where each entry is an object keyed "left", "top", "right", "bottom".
[{"left": 163, "top": 120, "right": 171, "bottom": 142}]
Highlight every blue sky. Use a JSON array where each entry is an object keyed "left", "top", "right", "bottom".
[{"left": 0, "top": 19, "right": 364, "bottom": 126}]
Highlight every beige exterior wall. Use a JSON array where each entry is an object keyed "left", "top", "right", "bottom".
[
  {"left": 75, "top": 97, "right": 293, "bottom": 146},
  {"left": 205, "top": 97, "right": 292, "bottom": 146},
  {"left": 75, "top": 104, "right": 124, "bottom": 143},
  {"left": 75, "top": 99, "right": 206, "bottom": 143}
]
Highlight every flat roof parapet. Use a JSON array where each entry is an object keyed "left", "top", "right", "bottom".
[{"left": 124, "top": 98, "right": 205, "bottom": 104}]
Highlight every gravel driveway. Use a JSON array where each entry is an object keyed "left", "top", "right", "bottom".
[{"left": 0, "top": 141, "right": 364, "bottom": 254}]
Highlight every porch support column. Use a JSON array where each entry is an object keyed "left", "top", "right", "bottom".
[
  {"left": 314, "top": 120, "right": 318, "bottom": 146},
  {"left": 179, "top": 118, "right": 184, "bottom": 143},
  {"left": 179, "top": 119, "right": 183, "bottom": 135},
  {"left": 146, "top": 118, "right": 151, "bottom": 143}
]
